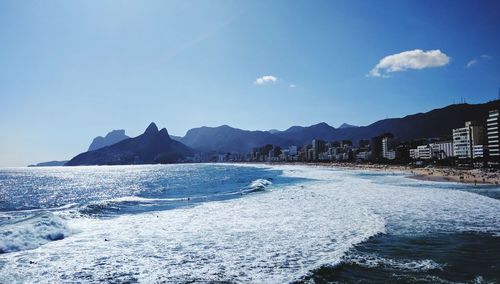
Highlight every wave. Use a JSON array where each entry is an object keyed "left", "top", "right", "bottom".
[
  {"left": 1, "top": 164, "right": 498, "bottom": 282},
  {"left": 243, "top": 178, "right": 273, "bottom": 193},
  {"left": 0, "top": 181, "right": 386, "bottom": 282},
  {"left": 0, "top": 212, "right": 73, "bottom": 254},
  {"left": 77, "top": 196, "right": 190, "bottom": 217},
  {"left": 344, "top": 252, "right": 444, "bottom": 272}
]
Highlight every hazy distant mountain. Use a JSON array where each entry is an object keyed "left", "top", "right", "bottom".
[
  {"left": 274, "top": 122, "right": 336, "bottom": 145},
  {"left": 66, "top": 123, "right": 194, "bottom": 166},
  {"left": 88, "top": 130, "right": 129, "bottom": 151},
  {"left": 180, "top": 125, "right": 293, "bottom": 153},
  {"left": 338, "top": 123, "right": 357, "bottom": 129},
  {"left": 28, "top": 160, "right": 68, "bottom": 167},
  {"left": 169, "top": 135, "right": 183, "bottom": 141},
  {"left": 267, "top": 129, "right": 281, "bottom": 134}
]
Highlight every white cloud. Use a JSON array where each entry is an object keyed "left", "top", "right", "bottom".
[
  {"left": 465, "top": 59, "right": 477, "bottom": 68},
  {"left": 465, "top": 54, "right": 493, "bottom": 69},
  {"left": 367, "top": 49, "right": 450, "bottom": 78},
  {"left": 289, "top": 84, "right": 296, "bottom": 88},
  {"left": 254, "top": 75, "right": 278, "bottom": 85}
]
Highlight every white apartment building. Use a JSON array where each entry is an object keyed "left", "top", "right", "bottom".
[
  {"left": 417, "top": 145, "right": 433, "bottom": 160},
  {"left": 487, "top": 109, "right": 499, "bottom": 166},
  {"left": 453, "top": 121, "right": 484, "bottom": 159},
  {"left": 382, "top": 137, "right": 396, "bottom": 160},
  {"left": 473, "top": 145, "right": 485, "bottom": 159},
  {"left": 430, "top": 141, "right": 454, "bottom": 160},
  {"left": 410, "top": 142, "right": 454, "bottom": 161}
]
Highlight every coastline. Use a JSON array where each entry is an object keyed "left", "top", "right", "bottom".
[{"left": 259, "top": 162, "right": 500, "bottom": 185}]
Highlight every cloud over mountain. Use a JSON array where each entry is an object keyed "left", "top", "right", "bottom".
[{"left": 368, "top": 49, "right": 450, "bottom": 78}]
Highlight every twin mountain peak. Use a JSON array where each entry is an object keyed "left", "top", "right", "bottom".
[{"left": 66, "top": 122, "right": 192, "bottom": 166}]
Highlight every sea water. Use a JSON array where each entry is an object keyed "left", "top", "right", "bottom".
[{"left": 0, "top": 164, "right": 498, "bottom": 283}]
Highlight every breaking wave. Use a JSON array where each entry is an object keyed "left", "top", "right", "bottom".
[
  {"left": 0, "top": 164, "right": 498, "bottom": 283},
  {"left": 243, "top": 178, "right": 273, "bottom": 193},
  {"left": 344, "top": 252, "right": 445, "bottom": 271},
  {"left": 0, "top": 212, "right": 73, "bottom": 253},
  {"left": 0, "top": 181, "right": 386, "bottom": 282},
  {"left": 77, "top": 196, "right": 189, "bottom": 217}
]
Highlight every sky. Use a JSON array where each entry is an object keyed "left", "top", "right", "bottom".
[{"left": 0, "top": 0, "right": 499, "bottom": 166}]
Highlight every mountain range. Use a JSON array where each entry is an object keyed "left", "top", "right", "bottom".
[
  {"left": 173, "top": 101, "right": 498, "bottom": 152},
  {"left": 28, "top": 160, "right": 68, "bottom": 167},
  {"left": 179, "top": 125, "right": 294, "bottom": 153},
  {"left": 88, "top": 129, "right": 130, "bottom": 151},
  {"left": 66, "top": 123, "right": 194, "bottom": 166},
  {"left": 179, "top": 101, "right": 499, "bottom": 150},
  {"left": 31, "top": 100, "right": 500, "bottom": 166}
]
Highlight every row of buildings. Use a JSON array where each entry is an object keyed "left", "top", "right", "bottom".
[
  {"left": 243, "top": 108, "right": 500, "bottom": 168},
  {"left": 407, "top": 109, "right": 499, "bottom": 167}
]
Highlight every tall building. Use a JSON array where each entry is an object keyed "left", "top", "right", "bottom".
[
  {"left": 312, "top": 139, "right": 326, "bottom": 161},
  {"left": 452, "top": 121, "right": 484, "bottom": 160},
  {"left": 370, "top": 136, "right": 383, "bottom": 161},
  {"left": 301, "top": 144, "right": 311, "bottom": 161},
  {"left": 487, "top": 109, "right": 500, "bottom": 167},
  {"left": 382, "top": 136, "right": 397, "bottom": 160},
  {"left": 430, "top": 141, "right": 454, "bottom": 160}
]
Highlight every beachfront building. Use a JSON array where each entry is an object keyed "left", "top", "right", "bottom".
[
  {"left": 382, "top": 136, "right": 397, "bottom": 160},
  {"left": 312, "top": 139, "right": 326, "bottom": 161},
  {"left": 409, "top": 142, "right": 453, "bottom": 161},
  {"left": 280, "top": 149, "right": 290, "bottom": 161},
  {"left": 473, "top": 145, "right": 486, "bottom": 159},
  {"left": 356, "top": 151, "right": 370, "bottom": 161},
  {"left": 430, "top": 141, "right": 454, "bottom": 160},
  {"left": 410, "top": 145, "right": 427, "bottom": 160},
  {"left": 409, "top": 148, "right": 417, "bottom": 160},
  {"left": 370, "top": 136, "right": 383, "bottom": 161},
  {"left": 299, "top": 145, "right": 310, "bottom": 161},
  {"left": 487, "top": 109, "right": 500, "bottom": 167},
  {"left": 452, "top": 121, "right": 484, "bottom": 160},
  {"left": 473, "top": 144, "right": 487, "bottom": 167}
]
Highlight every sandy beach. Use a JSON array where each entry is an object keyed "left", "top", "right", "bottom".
[
  {"left": 408, "top": 167, "right": 500, "bottom": 185},
  {"left": 264, "top": 162, "right": 500, "bottom": 185}
]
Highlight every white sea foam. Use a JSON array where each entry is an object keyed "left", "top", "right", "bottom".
[
  {"left": 94, "top": 195, "right": 187, "bottom": 204},
  {"left": 345, "top": 253, "right": 445, "bottom": 271},
  {"left": 76, "top": 196, "right": 189, "bottom": 216},
  {"left": 278, "top": 165, "right": 500, "bottom": 236},
  {"left": 0, "top": 164, "right": 498, "bottom": 283},
  {"left": 0, "top": 177, "right": 385, "bottom": 282},
  {"left": 244, "top": 178, "right": 273, "bottom": 193},
  {"left": 0, "top": 212, "right": 73, "bottom": 253}
]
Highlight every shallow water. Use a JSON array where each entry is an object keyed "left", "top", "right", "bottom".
[{"left": 0, "top": 164, "right": 498, "bottom": 283}]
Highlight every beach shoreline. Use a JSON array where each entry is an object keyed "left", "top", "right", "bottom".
[{"left": 258, "top": 162, "right": 500, "bottom": 185}]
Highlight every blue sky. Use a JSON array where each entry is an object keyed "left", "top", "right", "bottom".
[{"left": 0, "top": 0, "right": 499, "bottom": 166}]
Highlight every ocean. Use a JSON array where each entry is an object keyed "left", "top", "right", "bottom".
[{"left": 0, "top": 164, "right": 498, "bottom": 283}]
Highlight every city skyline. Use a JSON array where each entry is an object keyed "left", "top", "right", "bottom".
[{"left": 1, "top": 0, "right": 500, "bottom": 166}]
